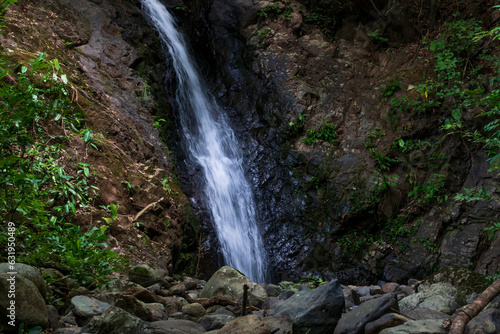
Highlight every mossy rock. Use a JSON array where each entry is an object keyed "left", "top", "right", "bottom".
[{"left": 424, "top": 266, "right": 489, "bottom": 305}]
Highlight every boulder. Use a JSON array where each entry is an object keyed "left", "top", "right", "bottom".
[
  {"left": 382, "top": 282, "right": 400, "bottom": 294},
  {"left": 399, "top": 283, "right": 458, "bottom": 315},
  {"left": 379, "top": 319, "right": 447, "bottom": 334},
  {"left": 424, "top": 266, "right": 489, "bottom": 305},
  {"left": 218, "top": 314, "right": 271, "bottom": 334},
  {"left": 262, "top": 296, "right": 283, "bottom": 310},
  {"left": 82, "top": 306, "right": 153, "bottom": 334},
  {"left": 129, "top": 264, "right": 167, "bottom": 287},
  {"left": 151, "top": 319, "right": 207, "bottom": 333},
  {"left": 465, "top": 308, "right": 500, "bottom": 334},
  {"left": 0, "top": 273, "right": 49, "bottom": 331},
  {"left": 71, "top": 296, "right": 111, "bottom": 326},
  {"left": 350, "top": 285, "right": 371, "bottom": 304},
  {"left": 334, "top": 293, "right": 398, "bottom": 334},
  {"left": 123, "top": 285, "right": 165, "bottom": 304},
  {"left": 163, "top": 296, "right": 184, "bottom": 315},
  {"left": 0, "top": 263, "right": 47, "bottom": 298},
  {"left": 406, "top": 308, "right": 449, "bottom": 320},
  {"left": 273, "top": 279, "right": 345, "bottom": 334},
  {"left": 145, "top": 303, "right": 168, "bottom": 321},
  {"left": 263, "top": 315, "right": 293, "bottom": 334},
  {"left": 263, "top": 283, "right": 282, "bottom": 297},
  {"left": 200, "top": 266, "right": 267, "bottom": 307},
  {"left": 365, "top": 313, "right": 409, "bottom": 334},
  {"left": 94, "top": 292, "right": 153, "bottom": 321},
  {"left": 197, "top": 313, "right": 235, "bottom": 331},
  {"left": 182, "top": 302, "right": 206, "bottom": 321}
]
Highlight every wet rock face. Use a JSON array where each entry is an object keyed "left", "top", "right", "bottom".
[{"left": 193, "top": 0, "right": 500, "bottom": 283}]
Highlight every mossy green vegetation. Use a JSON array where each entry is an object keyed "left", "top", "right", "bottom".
[{"left": 0, "top": 53, "right": 127, "bottom": 287}]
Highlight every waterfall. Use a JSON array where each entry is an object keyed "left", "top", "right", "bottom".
[{"left": 141, "top": 0, "right": 268, "bottom": 282}]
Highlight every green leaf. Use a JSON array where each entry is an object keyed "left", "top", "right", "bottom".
[
  {"left": 36, "top": 52, "right": 46, "bottom": 62},
  {"left": 53, "top": 58, "right": 60, "bottom": 71},
  {"left": 21, "top": 66, "right": 28, "bottom": 73},
  {"left": 83, "top": 129, "right": 92, "bottom": 143},
  {"left": 61, "top": 74, "right": 68, "bottom": 84}
]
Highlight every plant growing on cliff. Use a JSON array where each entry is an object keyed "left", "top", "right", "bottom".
[
  {"left": 0, "top": 54, "right": 126, "bottom": 286},
  {"left": 304, "top": 122, "right": 337, "bottom": 144}
]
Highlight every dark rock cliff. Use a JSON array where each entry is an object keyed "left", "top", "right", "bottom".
[
  {"left": 179, "top": 0, "right": 500, "bottom": 283},
  {"left": 4, "top": 0, "right": 498, "bottom": 284}
]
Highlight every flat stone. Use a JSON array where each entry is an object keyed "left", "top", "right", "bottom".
[
  {"left": 334, "top": 293, "right": 398, "bottom": 334},
  {"left": 399, "top": 283, "right": 458, "bottom": 315},
  {"left": 151, "top": 319, "right": 207, "bottom": 333},
  {"left": 218, "top": 315, "right": 271, "bottom": 334},
  {"left": 379, "top": 319, "right": 447, "bottom": 334},
  {"left": 71, "top": 296, "right": 112, "bottom": 326},
  {"left": 365, "top": 313, "right": 409, "bottom": 334}
]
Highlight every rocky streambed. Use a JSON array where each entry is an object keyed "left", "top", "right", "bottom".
[{"left": 1, "top": 263, "right": 499, "bottom": 333}]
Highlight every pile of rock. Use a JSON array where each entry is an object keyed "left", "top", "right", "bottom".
[{"left": 1, "top": 263, "right": 498, "bottom": 334}]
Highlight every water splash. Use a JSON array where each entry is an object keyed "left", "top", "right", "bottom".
[{"left": 141, "top": 0, "right": 268, "bottom": 282}]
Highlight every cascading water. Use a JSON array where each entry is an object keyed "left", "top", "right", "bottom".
[{"left": 141, "top": 0, "right": 268, "bottom": 283}]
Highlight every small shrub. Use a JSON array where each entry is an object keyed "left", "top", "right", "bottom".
[{"left": 304, "top": 122, "right": 337, "bottom": 144}]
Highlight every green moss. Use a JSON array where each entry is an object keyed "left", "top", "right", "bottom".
[{"left": 425, "top": 266, "right": 490, "bottom": 305}]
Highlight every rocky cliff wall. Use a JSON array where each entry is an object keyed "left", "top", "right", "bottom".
[
  {"left": 188, "top": 0, "right": 500, "bottom": 283},
  {"left": 1, "top": 0, "right": 198, "bottom": 273}
]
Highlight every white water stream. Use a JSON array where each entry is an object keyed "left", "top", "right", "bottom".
[{"left": 141, "top": 0, "right": 268, "bottom": 282}]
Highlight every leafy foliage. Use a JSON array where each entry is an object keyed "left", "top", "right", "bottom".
[
  {"left": 304, "top": 122, "right": 337, "bottom": 144},
  {"left": 0, "top": 54, "right": 126, "bottom": 286}
]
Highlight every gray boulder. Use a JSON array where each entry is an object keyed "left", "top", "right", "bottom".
[
  {"left": 71, "top": 295, "right": 111, "bottom": 326},
  {"left": 379, "top": 319, "right": 447, "bottom": 334},
  {"left": 407, "top": 308, "right": 449, "bottom": 320},
  {"left": 82, "top": 306, "right": 153, "bottom": 334},
  {"left": 218, "top": 315, "right": 271, "bottom": 334},
  {"left": 465, "top": 308, "right": 500, "bottom": 334},
  {"left": 0, "top": 263, "right": 47, "bottom": 298},
  {"left": 197, "top": 313, "right": 235, "bottom": 331},
  {"left": 424, "top": 266, "right": 489, "bottom": 305},
  {"left": 0, "top": 273, "right": 49, "bottom": 331},
  {"left": 262, "top": 283, "right": 282, "bottom": 297},
  {"left": 200, "top": 266, "right": 267, "bottom": 307},
  {"left": 145, "top": 303, "right": 168, "bottom": 321},
  {"left": 263, "top": 315, "right": 293, "bottom": 334},
  {"left": 129, "top": 264, "right": 167, "bottom": 287},
  {"left": 94, "top": 292, "right": 153, "bottom": 321},
  {"left": 365, "top": 313, "right": 409, "bottom": 334},
  {"left": 273, "top": 279, "right": 345, "bottom": 334},
  {"left": 399, "top": 283, "right": 458, "bottom": 315},
  {"left": 334, "top": 293, "right": 398, "bottom": 334},
  {"left": 151, "top": 319, "right": 207, "bottom": 333}
]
